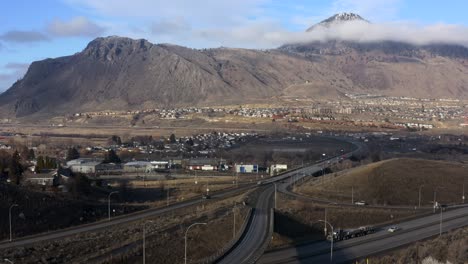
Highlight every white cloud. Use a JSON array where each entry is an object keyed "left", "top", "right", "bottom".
[
  {"left": 0, "top": 30, "right": 49, "bottom": 43},
  {"left": 151, "top": 18, "right": 191, "bottom": 35},
  {"left": 66, "top": 0, "right": 268, "bottom": 26},
  {"left": 282, "top": 21, "right": 468, "bottom": 47},
  {"left": 62, "top": 0, "right": 468, "bottom": 49},
  {"left": 47, "top": 16, "right": 106, "bottom": 37}
]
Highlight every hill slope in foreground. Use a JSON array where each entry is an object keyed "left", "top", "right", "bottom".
[{"left": 297, "top": 158, "right": 468, "bottom": 206}]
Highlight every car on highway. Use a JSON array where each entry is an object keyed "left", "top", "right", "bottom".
[
  {"left": 202, "top": 194, "right": 211, "bottom": 199},
  {"left": 387, "top": 226, "right": 399, "bottom": 233},
  {"left": 354, "top": 201, "right": 367, "bottom": 206}
]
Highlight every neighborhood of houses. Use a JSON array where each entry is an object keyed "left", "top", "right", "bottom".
[{"left": 67, "top": 93, "right": 467, "bottom": 130}]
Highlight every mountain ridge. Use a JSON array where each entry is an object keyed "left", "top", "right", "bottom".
[{"left": 1, "top": 14, "right": 468, "bottom": 119}]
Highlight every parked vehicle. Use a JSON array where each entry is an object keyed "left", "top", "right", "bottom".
[{"left": 327, "top": 226, "right": 375, "bottom": 241}]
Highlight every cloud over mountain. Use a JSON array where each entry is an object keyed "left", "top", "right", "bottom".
[
  {"left": 0, "top": 30, "right": 49, "bottom": 43},
  {"left": 47, "top": 17, "right": 106, "bottom": 37}
]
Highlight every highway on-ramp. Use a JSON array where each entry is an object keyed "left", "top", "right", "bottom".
[{"left": 217, "top": 187, "right": 274, "bottom": 264}]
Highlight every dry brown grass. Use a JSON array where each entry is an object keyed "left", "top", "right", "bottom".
[
  {"left": 365, "top": 226, "right": 468, "bottom": 264},
  {"left": 0, "top": 190, "right": 254, "bottom": 264},
  {"left": 297, "top": 158, "right": 468, "bottom": 206},
  {"left": 269, "top": 193, "right": 420, "bottom": 249}
]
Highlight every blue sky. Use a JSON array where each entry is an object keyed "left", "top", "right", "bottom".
[{"left": 1, "top": 0, "right": 468, "bottom": 91}]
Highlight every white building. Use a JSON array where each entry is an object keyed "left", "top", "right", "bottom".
[
  {"left": 66, "top": 158, "right": 103, "bottom": 174},
  {"left": 270, "top": 164, "right": 288, "bottom": 176},
  {"left": 235, "top": 164, "right": 258, "bottom": 173}
]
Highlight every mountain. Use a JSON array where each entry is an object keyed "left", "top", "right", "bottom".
[
  {"left": 306, "top": 12, "right": 368, "bottom": 31},
  {"left": 1, "top": 14, "right": 468, "bottom": 119}
]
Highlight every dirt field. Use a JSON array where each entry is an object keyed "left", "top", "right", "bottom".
[
  {"left": 296, "top": 158, "right": 468, "bottom": 206},
  {"left": 223, "top": 136, "right": 356, "bottom": 166},
  {"left": 112, "top": 175, "right": 264, "bottom": 207}
]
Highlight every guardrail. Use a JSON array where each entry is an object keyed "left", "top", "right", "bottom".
[
  {"left": 244, "top": 208, "right": 275, "bottom": 264},
  {"left": 196, "top": 207, "right": 253, "bottom": 264}
]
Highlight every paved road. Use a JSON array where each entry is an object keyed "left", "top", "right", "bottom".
[
  {"left": 216, "top": 137, "right": 363, "bottom": 263},
  {"left": 0, "top": 135, "right": 361, "bottom": 262},
  {"left": 218, "top": 187, "right": 274, "bottom": 264},
  {"left": 0, "top": 183, "right": 255, "bottom": 250},
  {"left": 259, "top": 206, "right": 468, "bottom": 263}
]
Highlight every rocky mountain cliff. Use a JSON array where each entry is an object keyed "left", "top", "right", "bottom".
[{"left": 1, "top": 14, "right": 468, "bottom": 118}]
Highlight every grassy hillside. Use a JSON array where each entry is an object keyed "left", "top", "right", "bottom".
[{"left": 297, "top": 158, "right": 467, "bottom": 206}]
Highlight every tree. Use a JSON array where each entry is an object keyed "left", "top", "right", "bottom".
[
  {"left": 108, "top": 135, "right": 122, "bottom": 146},
  {"left": 68, "top": 173, "right": 91, "bottom": 198},
  {"left": 28, "top": 149, "right": 35, "bottom": 160},
  {"left": 186, "top": 138, "right": 194, "bottom": 146},
  {"left": 169, "top": 133, "right": 177, "bottom": 144},
  {"left": 8, "top": 151, "right": 23, "bottom": 185},
  {"left": 104, "top": 149, "right": 121, "bottom": 163},
  {"left": 66, "top": 147, "right": 80, "bottom": 161}
]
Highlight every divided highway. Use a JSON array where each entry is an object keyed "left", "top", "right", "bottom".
[{"left": 259, "top": 206, "right": 468, "bottom": 263}]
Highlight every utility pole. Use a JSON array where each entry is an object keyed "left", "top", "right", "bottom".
[{"left": 351, "top": 186, "right": 354, "bottom": 205}]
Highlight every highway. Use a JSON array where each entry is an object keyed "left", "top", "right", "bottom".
[
  {"left": 0, "top": 183, "right": 255, "bottom": 250},
  {"left": 216, "top": 138, "right": 364, "bottom": 263},
  {"left": 218, "top": 187, "right": 274, "bottom": 264},
  {"left": 259, "top": 206, "right": 468, "bottom": 263}
]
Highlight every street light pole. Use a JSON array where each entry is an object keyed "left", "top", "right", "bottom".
[
  {"left": 274, "top": 183, "right": 277, "bottom": 209},
  {"left": 4, "top": 259, "right": 14, "bottom": 264},
  {"left": 185, "top": 223, "right": 207, "bottom": 264},
  {"left": 439, "top": 207, "right": 443, "bottom": 236},
  {"left": 108, "top": 191, "right": 118, "bottom": 221},
  {"left": 418, "top": 185, "right": 424, "bottom": 208},
  {"left": 143, "top": 220, "right": 154, "bottom": 264},
  {"left": 233, "top": 204, "right": 236, "bottom": 239},
  {"left": 351, "top": 186, "right": 354, "bottom": 205},
  {"left": 463, "top": 182, "right": 465, "bottom": 204},
  {"left": 9, "top": 204, "right": 18, "bottom": 242},
  {"left": 324, "top": 207, "right": 327, "bottom": 236},
  {"left": 318, "top": 220, "right": 334, "bottom": 263}
]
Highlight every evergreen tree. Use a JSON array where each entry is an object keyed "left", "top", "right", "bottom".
[
  {"left": 36, "top": 156, "right": 45, "bottom": 172},
  {"left": 169, "top": 133, "right": 177, "bottom": 144},
  {"left": 28, "top": 149, "right": 35, "bottom": 160},
  {"left": 8, "top": 151, "right": 23, "bottom": 185},
  {"left": 66, "top": 147, "right": 80, "bottom": 161},
  {"left": 104, "top": 149, "right": 121, "bottom": 163}
]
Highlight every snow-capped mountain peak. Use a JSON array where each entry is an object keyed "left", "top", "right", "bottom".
[{"left": 306, "top": 13, "right": 368, "bottom": 32}]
